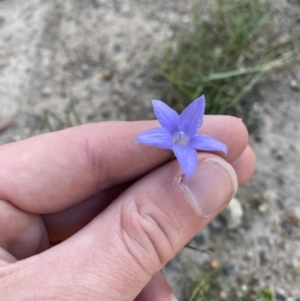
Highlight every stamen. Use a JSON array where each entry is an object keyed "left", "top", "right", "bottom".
[{"left": 172, "top": 131, "right": 190, "bottom": 146}]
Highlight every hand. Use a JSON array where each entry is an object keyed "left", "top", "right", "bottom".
[{"left": 0, "top": 116, "right": 255, "bottom": 301}]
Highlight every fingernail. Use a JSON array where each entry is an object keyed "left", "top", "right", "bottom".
[
  {"left": 182, "top": 158, "right": 238, "bottom": 217},
  {"left": 170, "top": 293, "right": 179, "bottom": 301}
]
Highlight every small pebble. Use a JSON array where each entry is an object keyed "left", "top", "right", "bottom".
[
  {"left": 112, "top": 76, "right": 122, "bottom": 92},
  {"left": 41, "top": 87, "right": 52, "bottom": 97},
  {"left": 0, "top": 15, "right": 5, "bottom": 26},
  {"left": 288, "top": 214, "right": 300, "bottom": 225},
  {"left": 209, "top": 217, "right": 224, "bottom": 232},
  {"left": 210, "top": 259, "right": 219, "bottom": 269},
  {"left": 250, "top": 193, "right": 263, "bottom": 207},
  {"left": 249, "top": 276, "right": 259, "bottom": 287},
  {"left": 181, "top": 15, "right": 190, "bottom": 23},
  {"left": 265, "top": 274, "right": 272, "bottom": 281},
  {"left": 102, "top": 69, "right": 113, "bottom": 80},
  {"left": 258, "top": 204, "right": 268, "bottom": 213},
  {"left": 263, "top": 190, "right": 277, "bottom": 203},
  {"left": 290, "top": 79, "right": 299, "bottom": 90},
  {"left": 23, "top": 127, "right": 31, "bottom": 135},
  {"left": 277, "top": 175, "right": 285, "bottom": 185},
  {"left": 222, "top": 264, "right": 235, "bottom": 276},
  {"left": 236, "top": 274, "right": 244, "bottom": 284},
  {"left": 275, "top": 288, "right": 287, "bottom": 301},
  {"left": 81, "top": 64, "right": 89, "bottom": 71},
  {"left": 165, "top": 260, "right": 181, "bottom": 273},
  {"left": 278, "top": 33, "right": 291, "bottom": 44},
  {"left": 245, "top": 251, "right": 253, "bottom": 259},
  {"left": 281, "top": 220, "right": 293, "bottom": 235},
  {"left": 194, "top": 233, "right": 205, "bottom": 245},
  {"left": 259, "top": 250, "right": 267, "bottom": 266},
  {"left": 292, "top": 260, "right": 300, "bottom": 273},
  {"left": 254, "top": 132, "right": 263, "bottom": 142},
  {"left": 220, "top": 291, "right": 227, "bottom": 300},
  {"left": 272, "top": 147, "right": 285, "bottom": 160},
  {"left": 221, "top": 197, "right": 244, "bottom": 229},
  {"left": 13, "top": 135, "right": 21, "bottom": 141},
  {"left": 130, "top": 78, "right": 142, "bottom": 88}
]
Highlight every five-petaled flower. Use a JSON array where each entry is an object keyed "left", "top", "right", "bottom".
[{"left": 136, "top": 95, "right": 227, "bottom": 178}]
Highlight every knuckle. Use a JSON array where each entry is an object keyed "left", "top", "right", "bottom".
[{"left": 120, "top": 196, "right": 176, "bottom": 275}]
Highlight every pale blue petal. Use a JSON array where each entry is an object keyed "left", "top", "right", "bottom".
[
  {"left": 189, "top": 134, "right": 228, "bottom": 155},
  {"left": 178, "top": 95, "right": 205, "bottom": 137},
  {"left": 173, "top": 145, "right": 198, "bottom": 178},
  {"left": 136, "top": 127, "right": 174, "bottom": 149},
  {"left": 152, "top": 100, "right": 179, "bottom": 134}
]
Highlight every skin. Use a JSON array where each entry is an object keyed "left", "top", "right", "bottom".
[{"left": 0, "top": 116, "right": 256, "bottom": 301}]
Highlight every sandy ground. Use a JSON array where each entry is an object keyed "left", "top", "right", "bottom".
[{"left": 1, "top": 0, "right": 300, "bottom": 300}]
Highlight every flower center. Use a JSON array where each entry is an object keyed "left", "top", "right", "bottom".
[{"left": 172, "top": 131, "right": 190, "bottom": 146}]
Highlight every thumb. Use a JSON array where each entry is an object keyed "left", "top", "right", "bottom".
[{"left": 0, "top": 155, "right": 237, "bottom": 301}]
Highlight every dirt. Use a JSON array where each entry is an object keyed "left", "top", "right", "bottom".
[{"left": 0, "top": 0, "right": 300, "bottom": 300}]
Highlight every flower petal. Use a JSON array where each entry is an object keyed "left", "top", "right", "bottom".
[
  {"left": 173, "top": 145, "right": 198, "bottom": 178},
  {"left": 152, "top": 100, "right": 179, "bottom": 134},
  {"left": 178, "top": 95, "right": 205, "bottom": 137},
  {"left": 136, "top": 127, "right": 174, "bottom": 149},
  {"left": 189, "top": 134, "right": 228, "bottom": 155}
]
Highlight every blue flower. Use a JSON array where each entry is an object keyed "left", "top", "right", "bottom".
[{"left": 136, "top": 96, "right": 228, "bottom": 178}]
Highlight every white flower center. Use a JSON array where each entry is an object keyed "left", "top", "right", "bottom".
[{"left": 172, "top": 131, "right": 190, "bottom": 146}]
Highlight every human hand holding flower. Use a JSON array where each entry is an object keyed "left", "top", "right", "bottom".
[{"left": 0, "top": 112, "right": 255, "bottom": 300}]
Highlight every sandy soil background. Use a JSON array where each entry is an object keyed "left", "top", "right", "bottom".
[{"left": 0, "top": 0, "right": 300, "bottom": 300}]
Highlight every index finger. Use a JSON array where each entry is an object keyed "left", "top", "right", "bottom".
[{"left": 0, "top": 116, "right": 248, "bottom": 213}]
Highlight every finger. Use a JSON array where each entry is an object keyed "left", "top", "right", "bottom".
[
  {"left": 0, "top": 200, "right": 49, "bottom": 259},
  {"left": 0, "top": 153, "right": 240, "bottom": 300},
  {"left": 231, "top": 145, "right": 256, "bottom": 186},
  {"left": 0, "top": 248, "right": 17, "bottom": 264},
  {"left": 42, "top": 183, "right": 129, "bottom": 244},
  {"left": 0, "top": 117, "right": 247, "bottom": 214},
  {"left": 134, "top": 272, "right": 178, "bottom": 301}
]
